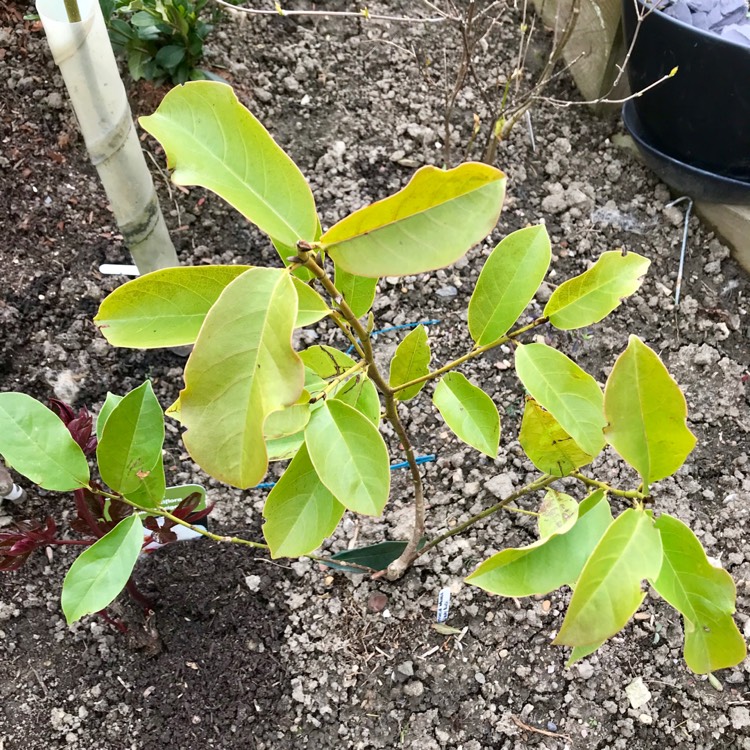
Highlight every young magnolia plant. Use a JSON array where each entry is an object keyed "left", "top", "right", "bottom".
[{"left": 0, "top": 81, "right": 744, "bottom": 676}]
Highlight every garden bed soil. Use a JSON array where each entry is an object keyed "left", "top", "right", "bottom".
[{"left": 1, "top": 2, "right": 749, "bottom": 748}]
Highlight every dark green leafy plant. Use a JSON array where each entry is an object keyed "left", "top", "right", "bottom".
[
  {"left": 1, "top": 81, "right": 745, "bottom": 678},
  {"left": 100, "top": 0, "right": 214, "bottom": 84}
]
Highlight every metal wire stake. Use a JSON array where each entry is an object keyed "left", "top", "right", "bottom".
[{"left": 665, "top": 195, "right": 693, "bottom": 307}]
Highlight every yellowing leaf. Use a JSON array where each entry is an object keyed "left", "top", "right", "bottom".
[
  {"left": 604, "top": 336, "right": 696, "bottom": 487},
  {"left": 515, "top": 343, "right": 606, "bottom": 458},
  {"left": 322, "top": 163, "right": 506, "bottom": 278},
  {"left": 554, "top": 509, "right": 662, "bottom": 647},
  {"left": 519, "top": 398, "right": 593, "bottom": 476},
  {"left": 180, "top": 268, "right": 304, "bottom": 488},
  {"left": 140, "top": 81, "right": 318, "bottom": 248},
  {"left": 96, "top": 266, "right": 327, "bottom": 348},
  {"left": 538, "top": 490, "right": 579, "bottom": 539},
  {"left": 468, "top": 225, "right": 551, "bottom": 346},
  {"left": 433, "top": 373, "right": 500, "bottom": 458},
  {"left": 305, "top": 400, "right": 390, "bottom": 516},
  {"left": 389, "top": 325, "right": 431, "bottom": 401},
  {"left": 466, "top": 490, "right": 612, "bottom": 597},
  {"left": 262, "top": 444, "right": 345, "bottom": 558},
  {"left": 652, "top": 514, "right": 746, "bottom": 674},
  {"left": 544, "top": 251, "right": 650, "bottom": 330}
]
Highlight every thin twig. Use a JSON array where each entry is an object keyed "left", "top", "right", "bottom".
[
  {"left": 212, "top": 0, "right": 447, "bottom": 23},
  {"left": 64, "top": 0, "right": 82, "bottom": 23},
  {"left": 414, "top": 474, "right": 557, "bottom": 561},
  {"left": 391, "top": 316, "right": 548, "bottom": 394}
]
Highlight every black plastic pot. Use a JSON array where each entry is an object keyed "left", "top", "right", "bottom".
[{"left": 622, "top": 0, "right": 750, "bottom": 182}]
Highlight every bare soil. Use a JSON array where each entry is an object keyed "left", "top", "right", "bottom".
[{"left": 1, "top": 2, "right": 749, "bottom": 749}]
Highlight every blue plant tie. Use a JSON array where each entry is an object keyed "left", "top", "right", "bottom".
[
  {"left": 253, "top": 453, "right": 437, "bottom": 490},
  {"left": 345, "top": 319, "right": 440, "bottom": 355}
]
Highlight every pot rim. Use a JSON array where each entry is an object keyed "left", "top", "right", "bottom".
[{"left": 630, "top": 0, "right": 750, "bottom": 54}]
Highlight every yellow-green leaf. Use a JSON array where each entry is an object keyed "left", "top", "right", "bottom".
[
  {"left": 262, "top": 443, "right": 345, "bottom": 558},
  {"left": 519, "top": 398, "right": 594, "bottom": 476},
  {"left": 545, "top": 251, "right": 650, "bottom": 330},
  {"left": 651, "top": 514, "right": 746, "bottom": 674},
  {"left": 140, "top": 81, "right": 318, "bottom": 248},
  {"left": 604, "top": 336, "right": 696, "bottom": 487},
  {"left": 538, "top": 490, "right": 578, "bottom": 539},
  {"left": 180, "top": 268, "right": 304, "bottom": 488},
  {"left": 466, "top": 490, "right": 612, "bottom": 596},
  {"left": 468, "top": 225, "right": 551, "bottom": 346},
  {"left": 300, "top": 345, "right": 356, "bottom": 379},
  {"left": 554, "top": 509, "right": 662, "bottom": 647},
  {"left": 333, "top": 377, "right": 381, "bottom": 426},
  {"left": 0, "top": 394, "right": 90, "bottom": 492},
  {"left": 432, "top": 373, "right": 500, "bottom": 458},
  {"left": 322, "top": 163, "right": 506, "bottom": 278},
  {"left": 389, "top": 325, "right": 431, "bottom": 401},
  {"left": 304, "top": 400, "right": 390, "bottom": 516},
  {"left": 264, "top": 403, "right": 311, "bottom": 440},
  {"left": 334, "top": 266, "right": 379, "bottom": 318},
  {"left": 95, "top": 266, "right": 327, "bottom": 348},
  {"left": 515, "top": 343, "right": 605, "bottom": 458}
]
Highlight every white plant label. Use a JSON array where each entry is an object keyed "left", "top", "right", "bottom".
[{"left": 436, "top": 587, "right": 451, "bottom": 623}]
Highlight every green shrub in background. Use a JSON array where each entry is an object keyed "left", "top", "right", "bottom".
[{"left": 99, "top": 0, "right": 216, "bottom": 84}]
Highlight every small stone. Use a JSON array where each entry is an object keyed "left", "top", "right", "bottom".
[
  {"left": 367, "top": 592, "right": 388, "bottom": 613},
  {"left": 45, "top": 92, "right": 64, "bottom": 109},
  {"left": 436, "top": 285, "right": 458, "bottom": 298},
  {"left": 730, "top": 706, "right": 750, "bottom": 730},
  {"left": 485, "top": 474, "right": 515, "bottom": 498},
  {"left": 244, "top": 575, "right": 261, "bottom": 592},
  {"left": 547, "top": 721, "right": 558, "bottom": 732},
  {"left": 403, "top": 680, "right": 424, "bottom": 698},
  {"left": 475, "top": 672, "right": 486, "bottom": 684},
  {"left": 396, "top": 661, "right": 414, "bottom": 678},
  {"left": 577, "top": 662, "right": 594, "bottom": 680},
  {"left": 625, "top": 677, "right": 652, "bottom": 709},
  {"left": 638, "top": 714, "right": 653, "bottom": 725}
]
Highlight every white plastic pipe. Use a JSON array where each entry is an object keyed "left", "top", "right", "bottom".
[{"left": 36, "top": 0, "right": 179, "bottom": 274}]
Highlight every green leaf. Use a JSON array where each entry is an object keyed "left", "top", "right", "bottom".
[
  {"left": 468, "top": 225, "right": 551, "bottom": 346},
  {"left": 262, "top": 443, "right": 345, "bottom": 558},
  {"left": 96, "top": 393, "right": 124, "bottom": 442},
  {"left": 519, "top": 398, "right": 593, "bottom": 476},
  {"left": 304, "top": 400, "right": 390, "bottom": 516},
  {"left": 293, "top": 279, "right": 330, "bottom": 327},
  {"left": 266, "top": 432, "right": 306, "bottom": 462},
  {"left": 466, "top": 490, "right": 612, "bottom": 597},
  {"left": 604, "top": 336, "right": 696, "bottom": 487},
  {"left": 61, "top": 515, "right": 144, "bottom": 624},
  {"left": 432, "top": 373, "right": 500, "bottom": 458},
  {"left": 544, "top": 251, "right": 650, "bottom": 330},
  {"left": 299, "top": 345, "right": 356, "bottom": 378},
  {"left": 333, "top": 377, "right": 381, "bottom": 426},
  {"left": 566, "top": 641, "right": 605, "bottom": 667},
  {"left": 538, "top": 490, "right": 579, "bottom": 539},
  {"left": 139, "top": 81, "right": 318, "bottom": 248},
  {"left": 322, "top": 163, "right": 506, "bottom": 278},
  {"left": 389, "top": 325, "right": 431, "bottom": 401},
  {"left": 97, "top": 382, "right": 165, "bottom": 506},
  {"left": 554, "top": 508, "right": 663, "bottom": 647},
  {"left": 0, "top": 394, "right": 90, "bottom": 491},
  {"left": 651, "top": 514, "right": 746, "bottom": 674},
  {"left": 95, "top": 266, "right": 325, "bottom": 348},
  {"left": 334, "top": 266, "right": 379, "bottom": 319},
  {"left": 515, "top": 343, "right": 606, "bottom": 458},
  {"left": 264, "top": 403, "right": 311, "bottom": 440},
  {"left": 180, "top": 268, "right": 304, "bottom": 488}
]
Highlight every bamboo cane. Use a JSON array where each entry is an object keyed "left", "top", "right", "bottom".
[{"left": 36, "top": 0, "right": 179, "bottom": 274}]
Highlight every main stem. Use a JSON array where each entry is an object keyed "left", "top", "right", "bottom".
[{"left": 297, "top": 248, "right": 426, "bottom": 579}]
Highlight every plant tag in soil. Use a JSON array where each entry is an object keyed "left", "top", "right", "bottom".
[{"left": 436, "top": 587, "right": 451, "bottom": 623}]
